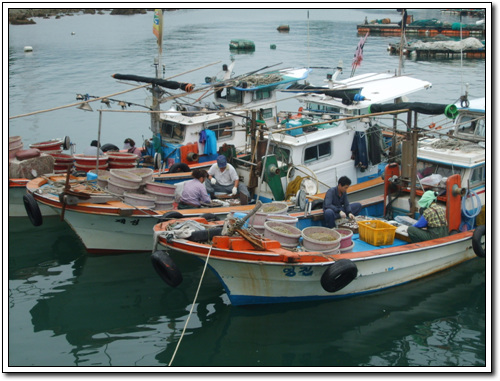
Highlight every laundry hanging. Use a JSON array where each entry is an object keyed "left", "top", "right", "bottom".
[{"left": 350, "top": 131, "right": 368, "bottom": 169}]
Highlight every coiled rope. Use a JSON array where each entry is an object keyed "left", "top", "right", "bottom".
[{"left": 168, "top": 244, "right": 214, "bottom": 366}]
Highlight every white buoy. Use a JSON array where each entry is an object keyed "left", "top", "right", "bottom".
[
  {"left": 24, "top": 46, "right": 33, "bottom": 52},
  {"left": 71, "top": 31, "right": 75, "bottom": 35}
]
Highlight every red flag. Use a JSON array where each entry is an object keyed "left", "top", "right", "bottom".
[{"left": 351, "top": 32, "right": 369, "bottom": 72}]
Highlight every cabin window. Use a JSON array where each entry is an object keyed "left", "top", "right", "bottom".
[
  {"left": 457, "top": 114, "right": 486, "bottom": 138},
  {"left": 270, "top": 144, "right": 290, "bottom": 163},
  {"left": 304, "top": 141, "right": 331, "bottom": 163},
  {"left": 226, "top": 88, "right": 243, "bottom": 103},
  {"left": 470, "top": 165, "right": 485, "bottom": 186},
  {"left": 306, "top": 104, "right": 345, "bottom": 120},
  {"left": 254, "top": 88, "right": 272, "bottom": 101},
  {"left": 259, "top": 107, "right": 273, "bottom": 119},
  {"left": 161, "top": 121, "right": 185, "bottom": 141},
  {"left": 416, "top": 161, "right": 461, "bottom": 180},
  {"left": 208, "top": 121, "right": 234, "bottom": 140}
]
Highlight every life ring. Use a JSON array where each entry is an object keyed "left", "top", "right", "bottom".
[
  {"left": 151, "top": 250, "right": 183, "bottom": 287},
  {"left": 168, "top": 162, "right": 191, "bottom": 173},
  {"left": 200, "top": 213, "right": 219, "bottom": 222},
  {"left": 23, "top": 193, "right": 43, "bottom": 227},
  {"left": 320, "top": 259, "right": 358, "bottom": 292},
  {"left": 159, "top": 211, "right": 184, "bottom": 222},
  {"left": 472, "top": 225, "right": 486, "bottom": 258}
]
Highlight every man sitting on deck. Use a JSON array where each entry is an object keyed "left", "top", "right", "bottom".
[
  {"left": 205, "top": 155, "right": 250, "bottom": 205},
  {"left": 323, "top": 176, "right": 362, "bottom": 228}
]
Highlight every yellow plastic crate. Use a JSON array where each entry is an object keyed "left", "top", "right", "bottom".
[{"left": 357, "top": 220, "right": 397, "bottom": 246}]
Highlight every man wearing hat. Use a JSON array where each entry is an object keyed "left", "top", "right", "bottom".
[
  {"left": 407, "top": 190, "right": 448, "bottom": 243},
  {"left": 205, "top": 155, "right": 250, "bottom": 205}
]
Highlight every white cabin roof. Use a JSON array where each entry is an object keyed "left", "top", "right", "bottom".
[
  {"left": 299, "top": 72, "right": 432, "bottom": 111},
  {"left": 417, "top": 138, "right": 485, "bottom": 168}
]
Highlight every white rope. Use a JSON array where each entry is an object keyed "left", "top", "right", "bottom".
[{"left": 168, "top": 244, "right": 214, "bottom": 367}]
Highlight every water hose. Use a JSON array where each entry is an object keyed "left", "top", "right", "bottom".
[{"left": 461, "top": 189, "right": 481, "bottom": 219}]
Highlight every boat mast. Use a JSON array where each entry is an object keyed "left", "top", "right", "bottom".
[
  {"left": 151, "top": 9, "right": 164, "bottom": 134},
  {"left": 397, "top": 9, "right": 406, "bottom": 76}
]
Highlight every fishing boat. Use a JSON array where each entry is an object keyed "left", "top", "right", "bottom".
[
  {"left": 243, "top": 66, "right": 434, "bottom": 203},
  {"left": 150, "top": 162, "right": 486, "bottom": 306},
  {"left": 357, "top": 16, "right": 485, "bottom": 37}
]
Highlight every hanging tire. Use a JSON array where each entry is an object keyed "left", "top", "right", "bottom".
[
  {"left": 168, "top": 163, "right": 191, "bottom": 173},
  {"left": 151, "top": 250, "right": 183, "bottom": 287},
  {"left": 200, "top": 213, "right": 219, "bottom": 222},
  {"left": 62, "top": 136, "right": 71, "bottom": 150},
  {"left": 23, "top": 193, "right": 43, "bottom": 227},
  {"left": 321, "top": 259, "right": 358, "bottom": 293},
  {"left": 472, "top": 225, "right": 486, "bottom": 258}
]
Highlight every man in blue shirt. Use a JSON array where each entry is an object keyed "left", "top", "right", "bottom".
[{"left": 323, "top": 176, "right": 362, "bottom": 228}]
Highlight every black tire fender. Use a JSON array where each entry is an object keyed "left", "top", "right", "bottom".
[
  {"left": 151, "top": 250, "right": 183, "bottom": 287},
  {"left": 159, "top": 211, "right": 184, "bottom": 222},
  {"left": 472, "top": 225, "right": 486, "bottom": 258},
  {"left": 23, "top": 193, "right": 43, "bottom": 227},
  {"left": 62, "top": 136, "right": 71, "bottom": 150},
  {"left": 311, "top": 199, "right": 323, "bottom": 210},
  {"left": 168, "top": 163, "right": 191, "bottom": 173},
  {"left": 321, "top": 259, "right": 358, "bottom": 293},
  {"left": 188, "top": 227, "right": 224, "bottom": 242},
  {"left": 200, "top": 213, "right": 219, "bottom": 222}
]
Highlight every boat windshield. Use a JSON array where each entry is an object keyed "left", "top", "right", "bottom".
[
  {"left": 160, "top": 121, "right": 185, "bottom": 142},
  {"left": 416, "top": 160, "right": 462, "bottom": 184},
  {"left": 269, "top": 144, "right": 291, "bottom": 164},
  {"left": 455, "top": 113, "right": 485, "bottom": 140}
]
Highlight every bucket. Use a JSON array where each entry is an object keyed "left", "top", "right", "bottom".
[
  {"left": 302, "top": 227, "right": 341, "bottom": 252},
  {"left": 29, "top": 139, "right": 62, "bottom": 151},
  {"left": 264, "top": 221, "right": 301, "bottom": 248},
  {"left": 9, "top": 136, "right": 22, "bottom": 149},
  {"left": 265, "top": 214, "right": 298, "bottom": 227},
  {"left": 109, "top": 169, "right": 142, "bottom": 187},
  {"left": 333, "top": 228, "right": 354, "bottom": 249},
  {"left": 126, "top": 168, "right": 153, "bottom": 184},
  {"left": 145, "top": 181, "right": 177, "bottom": 195},
  {"left": 250, "top": 202, "right": 288, "bottom": 225},
  {"left": 123, "top": 192, "right": 156, "bottom": 208},
  {"left": 89, "top": 169, "right": 110, "bottom": 188},
  {"left": 339, "top": 242, "right": 355, "bottom": 253},
  {"left": 107, "top": 178, "right": 140, "bottom": 195},
  {"left": 154, "top": 200, "right": 174, "bottom": 211},
  {"left": 75, "top": 163, "right": 108, "bottom": 172},
  {"left": 144, "top": 188, "right": 175, "bottom": 202}
]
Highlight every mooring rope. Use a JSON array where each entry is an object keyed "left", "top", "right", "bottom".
[{"left": 168, "top": 244, "right": 214, "bottom": 366}]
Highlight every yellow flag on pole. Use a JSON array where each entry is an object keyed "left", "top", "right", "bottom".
[{"left": 153, "top": 9, "right": 163, "bottom": 54}]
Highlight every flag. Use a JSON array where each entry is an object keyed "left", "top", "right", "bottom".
[
  {"left": 153, "top": 9, "right": 163, "bottom": 53},
  {"left": 351, "top": 32, "right": 369, "bottom": 75}
]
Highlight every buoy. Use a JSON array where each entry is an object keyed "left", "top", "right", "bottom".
[
  {"left": 71, "top": 31, "right": 75, "bottom": 35},
  {"left": 24, "top": 46, "right": 33, "bottom": 52},
  {"left": 270, "top": 44, "right": 276, "bottom": 50}
]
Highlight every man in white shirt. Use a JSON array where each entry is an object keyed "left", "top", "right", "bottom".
[{"left": 205, "top": 155, "right": 250, "bottom": 205}]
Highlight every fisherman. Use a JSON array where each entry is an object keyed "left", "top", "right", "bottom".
[
  {"left": 407, "top": 190, "right": 448, "bottom": 243},
  {"left": 323, "top": 176, "right": 362, "bottom": 228},
  {"left": 123, "top": 138, "right": 142, "bottom": 156},
  {"left": 83, "top": 140, "right": 103, "bottom": 156},
  {"left": 205, "top": 155, "right": 250, "bottom": 205},
  {"left": 178, "top": 169, "right": 212, "bottom": 209}
]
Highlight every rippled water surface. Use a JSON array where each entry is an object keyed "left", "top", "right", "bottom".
[{"left": 7, "top": 8, "right": 488, "bottom": 371}]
